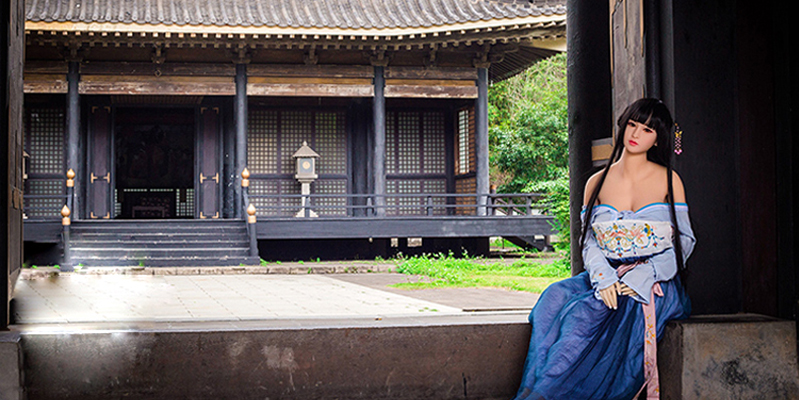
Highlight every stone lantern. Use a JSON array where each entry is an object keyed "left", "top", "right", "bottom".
[{"left": 293, "top": 141, "right": 320, "bottom": 217}]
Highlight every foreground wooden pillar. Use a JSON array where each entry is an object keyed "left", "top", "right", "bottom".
[
  {"left": 1, "top": 0, "right": 24, "bottom": 331},
  {"left": 372, "top": 65, "right": 386, "bottom": 217},
  {"left": 474, "top": 67, "right": 490, "bottom": 216},
  {"left": 567, "top": 0, "right": 612, "bottom": 274},
  {"left": 234, "top": 63, "right": 247, "bottom": 219}
]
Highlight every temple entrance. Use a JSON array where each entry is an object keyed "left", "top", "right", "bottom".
[{"left": 113, "top": 108, "right": 195, "bottom": 219}]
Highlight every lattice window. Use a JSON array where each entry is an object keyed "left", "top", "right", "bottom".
[
  {"left": 248, "top": 109, "right": 347, "bottom": 217},
  {"left": 422, "top": 112, "right": 446, "bottom": 174},
  {"left": 313, "top": 179, "right": 347, "bottom": 216},
  {"left": 248, "top": 110, "right": 279, "bottom": 174},
  {"left": 25, "top": 108, "right": 65, "bottom": 175},
  {"left": 457, "top": 109, "right": 470, "bottom": 174},
  {"left": 24, "top": 107, "right": 66, "bottom": 219},
  {"left": 384, "top": 109, "right": 447, "bottom": 215},
  {"left": 385, "top": 179, "right": 446, "bottom": 216},
  {"left": 175, "top": 188, "right": 194, "bottom": 217},
  {"left": 386, "top": 110, "right": 446, "bottom": 175},
  {"left": 314, "top": 112, "right": 347, "bottom": 175},
  {"left": 385, "top": 112, "right": 396, "bottom": 172},
  {"left": 455, "top": 177, "right": 477, "bottom": 215},
  {"left": 23, "top": 179, "right": 63, "bottom": 219},
  {"left": 396, "top": 112, "right": 421, "bottom": 174}
]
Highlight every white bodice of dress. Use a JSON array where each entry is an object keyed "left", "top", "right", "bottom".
[{"left": 590, "top": 203, "right": 674, "bottom": 260}]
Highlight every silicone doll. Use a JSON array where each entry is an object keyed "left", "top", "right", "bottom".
[{"left": 513, "top": 98, "right": 695, "bottom": 400}]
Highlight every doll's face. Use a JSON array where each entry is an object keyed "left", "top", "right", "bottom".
[{"left": 623, "top": 120, "right": 658, "bottom": 154}]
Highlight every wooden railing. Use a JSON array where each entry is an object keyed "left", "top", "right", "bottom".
[{"left": 245, "top": 192, "right": 547, "bottom": 218}]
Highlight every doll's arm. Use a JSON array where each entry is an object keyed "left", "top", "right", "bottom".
[{"left": 582, "top": 215, "right": 620, "bottom": 301}]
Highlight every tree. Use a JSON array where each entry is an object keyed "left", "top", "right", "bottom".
[
  {"left": 489, "top": 53, "right": 570, "bottom": 246},
  {"left": 489, "top": 52, "right": 568, "bottom": 194}
]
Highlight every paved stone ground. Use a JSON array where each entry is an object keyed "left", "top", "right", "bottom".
[
  {"left": 12, "top": 274, "right": 468, "bottom": 324},
  {"left": 12, "top": 258, "right": 544, "bottom": 325}
]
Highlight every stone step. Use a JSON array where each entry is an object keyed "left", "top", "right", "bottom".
[
  {"left": 71, "top": 255, "right": 260, "bottom": 267},
  {"left": 66, "top": 219, "right": 254, "bottom": 268},
  {"left": 68, "top": 239, "right": 249, "bottom": 249}
]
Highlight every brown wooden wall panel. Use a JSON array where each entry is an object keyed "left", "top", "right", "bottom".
[
  {"left": 454, "top": 177, "right": 477, "bottom": 215},
  {"left": 248, "top": 64, "right": 374, "bottom": 79},
  {"left": 385, "top": 67, "right": 478, "bottom": 80},
  {"left": 23, "top": 74, "right": 68, "bottom": 93},
  {"left": 80, "top": 62, "right": 236, "bottom": 77},
  {"left": 384, "top": 84, "right": 478, "bottom": 99},
  {"left": 24, "top": 60, "right": 68, "bottom": 74},
  {"left": 247, "top": 83, "right": 373, "bottom": 97},
  {"left": 79, "top": 75, "right": 235, "bottom": 95}
]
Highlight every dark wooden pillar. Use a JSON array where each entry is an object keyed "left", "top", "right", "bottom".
[
  {"left": 348, "top": 99, "right": 370, "bottom": 216},
  {"left": 1, "top": 0, "right": 24, "bottom": 330},
  {"left": 474, "top": 67, "right": 490, "bottom": 216},
  {"left": 444, "top": 107, "right": 456, "bottom": 215},
  {"left": 567, "top": 0, "right": 612, "bottom": 275},
  {"left": 234, "top": 63, "right": 247, "bottom": 219},
  {"left": 66, "top": 61, "right": 81, "bottom": 219},
  {"left": 372, "top": 65, "right": 386, "bottom": 216}
]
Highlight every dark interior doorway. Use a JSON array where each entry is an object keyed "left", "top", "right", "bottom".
[{"left": 114, "top": 107, "right": 194, "bottom": 219}]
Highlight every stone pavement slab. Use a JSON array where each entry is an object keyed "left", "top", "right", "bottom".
[
  {"left": 12, "top": 274, "right": 464, "bottom": 324},
  {"left": 329, "top": 273, "right": 540, "bottom": 311}
]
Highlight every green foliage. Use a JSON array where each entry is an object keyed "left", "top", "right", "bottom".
[
  {"left": 488, "top": 52, "right": 571, "bottom": 255},
  {"left": 525, "top": 176, "right": 571, "bottom": 247},
  {"left": 489, "top": 52, "right": 568, "bottom": 194},
  {"left": 392, "top": 252, "right": 569, "bottom": 293}
]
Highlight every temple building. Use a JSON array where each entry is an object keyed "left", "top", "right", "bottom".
[{"left": 21, "top": 0, "right": 566, "bottom": 266}]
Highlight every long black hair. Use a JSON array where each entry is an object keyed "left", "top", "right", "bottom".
[{"left": 579, "top": 98, "right": 685, "bottom": 272}]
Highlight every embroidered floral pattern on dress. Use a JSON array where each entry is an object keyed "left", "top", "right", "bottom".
[{"left": 592, "top": 219, "right": 673, "bottom": 259}]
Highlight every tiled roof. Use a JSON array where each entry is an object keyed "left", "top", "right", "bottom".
[{"left": 25, "top": 0, "right": 565, "bottom": 29}]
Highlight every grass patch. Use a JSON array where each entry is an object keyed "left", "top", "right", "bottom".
[{"left": 390, "top": 251, "right": 569, "bottom": 293}]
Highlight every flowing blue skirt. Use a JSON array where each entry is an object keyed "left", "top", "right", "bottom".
[{"left": 513, "top": 272, "right": 691, "bottom": 400}]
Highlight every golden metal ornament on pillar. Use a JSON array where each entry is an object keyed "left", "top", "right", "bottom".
[
  {"left": 66, "top": 168, "right": 75, "bottom": 188},
  {"left": 61, "top": 205, "right": 71, "bottom": 226},
  {"left": 241, "top": 167, "right": 250, "bottom": 188},
  {"left": 247, "top": 203, "right": 257, "bottom": 224}
]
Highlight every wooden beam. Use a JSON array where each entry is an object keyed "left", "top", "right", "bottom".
[
  {"left": 385, "top": 66, "right": 478, "bottom": 80},
  {"left": 23, "top": 74, "right": 68, "bottom": 93},
  {"left": 384, "top": 85, "right": 478, "bottom": 99},
  {"left": 78, "top": 75, "right": 235, "bottom": 95},
  {"left": 80, "top": 62, "right": 236, "bottom": 76},
  {"left": 248, "top": 64, "right": 373, "bottom": 79},
  {"left": 247, "top": 83, "right": 374, "bottom": 97}
]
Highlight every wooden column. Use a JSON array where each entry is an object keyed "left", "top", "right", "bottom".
[
  {"left": 474, "top": 67, "right": 490, "bottom": 216},
  {"left": 66, "top": 60, "right": 81, "bottom": 219},
  {"left": 234, "top": 63, "right": 247, "bottom": 219},
  {"left": 567, "top": 0, "right": 612, "bottom": 274},
  {"left": 372, "top": 65, "right": 386, "bottom": 216},
  {"left": 1, "top": 0, "right": 24, "bottom": 331},
  {"left": 444, "top": 108, "right": 456, "bottom": 215}
]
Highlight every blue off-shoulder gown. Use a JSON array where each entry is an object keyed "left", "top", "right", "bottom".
[{"left": 513, "top": 203, "right": 695, "bottom": 400}]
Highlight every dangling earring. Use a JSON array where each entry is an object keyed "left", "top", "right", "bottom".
[{"left": 674, "top": 123, "right": 683, "bottom": 155}]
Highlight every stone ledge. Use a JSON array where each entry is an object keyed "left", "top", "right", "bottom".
[
  {"left": 0, "top": 332, "right": 24, "bottom": 400},
  {"left": 18, "top": 317, "right": 530, "bottom": 400},
  {"left": 658, "top": 313, "right": 798, "bottom": 400}
]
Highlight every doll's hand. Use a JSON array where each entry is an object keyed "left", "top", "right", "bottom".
[
  {"left": 618, "top": 282, "right": 637, "bottom": 297},
  {"left": 598, "top": 282, "right": 621, "bottom": 310}
]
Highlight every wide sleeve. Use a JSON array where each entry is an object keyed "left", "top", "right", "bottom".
[
  {"left": 581, "top": 207, "right": 620, "bottom": 300},
  {"left": 619, "top": 205, "right": 696, "bottom": 303}
]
